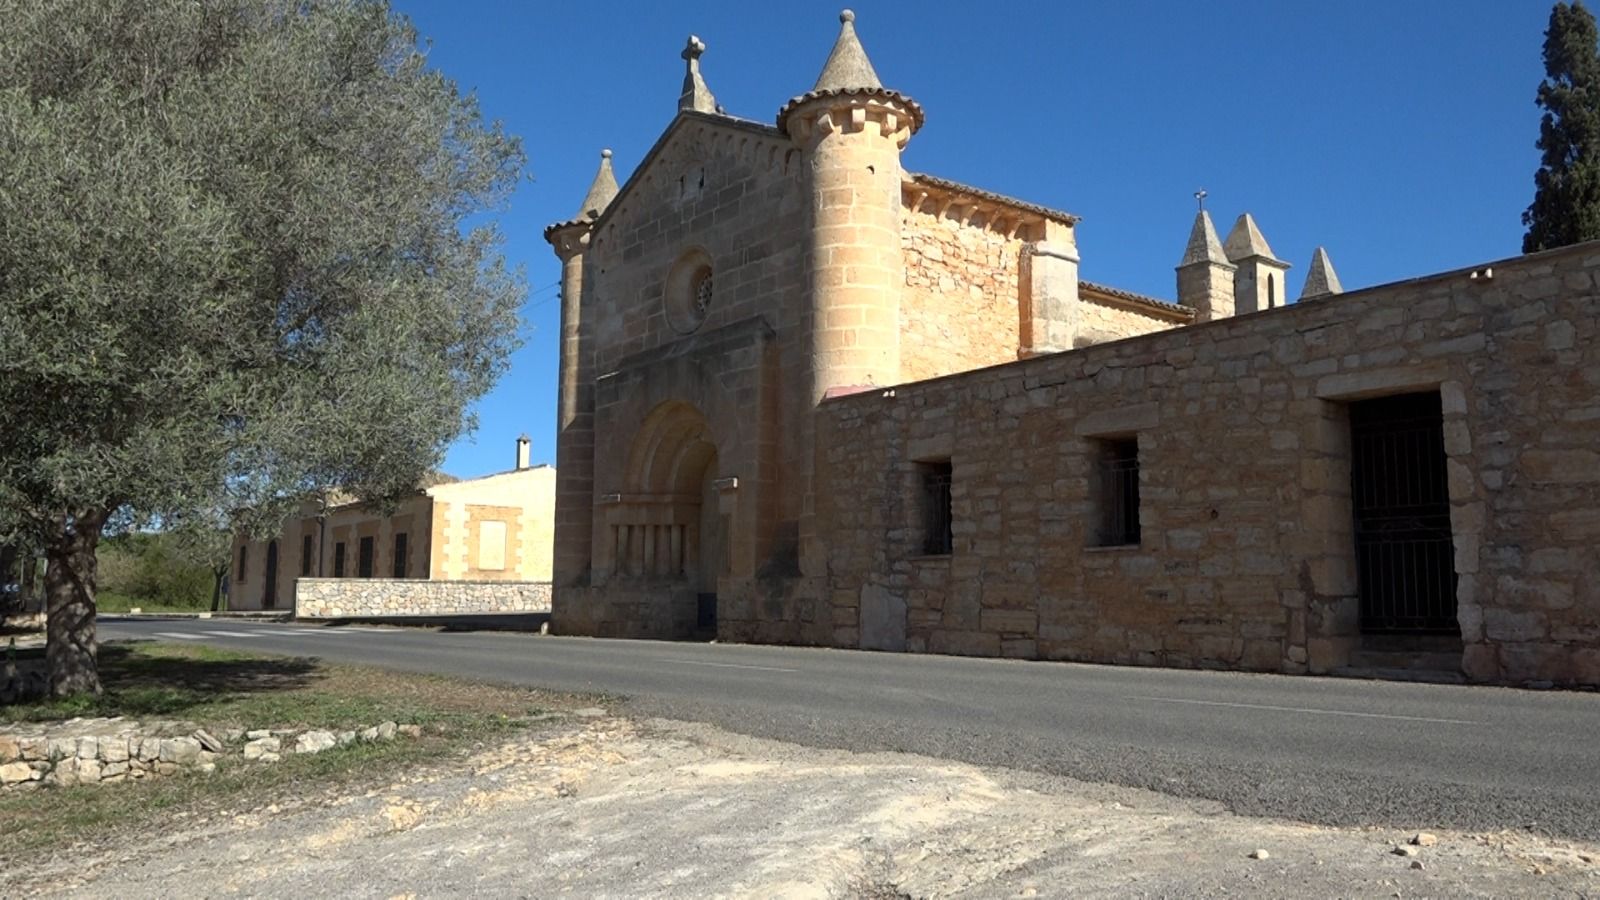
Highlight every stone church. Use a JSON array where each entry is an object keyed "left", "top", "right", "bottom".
[{"left": 546, "top": 12, "right": 1600, "bottom": 686}]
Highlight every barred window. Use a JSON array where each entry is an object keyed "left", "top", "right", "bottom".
[
  {"left": 301, "top": 534, "right": 314, "bottom": 577},
  {"left": 1092, "top": 438, "right": 1141, "bottom": 547},
  {"left": 334, "top": 542, "right": 347, "bottom": 578},
  {"left": 358, "top": 536, "right": 375, "bottom": 578},
  {"left": 919, "top": 460, "right": 953, "bottom": 556},
  {"left": 237, "top": 544, "right": 248, "bottom": 581},
  {"left": 393, "top": 533, "right": 408, "bottom": 579}
]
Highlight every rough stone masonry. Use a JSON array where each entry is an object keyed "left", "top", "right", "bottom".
[{"left": 543, "top": 10, "right": 1600, "bottom": 687}]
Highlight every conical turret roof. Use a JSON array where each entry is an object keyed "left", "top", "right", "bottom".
[
  {"left": 575, "top": 149, "right": 619, "bottom": 222},
  {"left": 1223, "top": 213, "right": 1284, "bottom": 264},
  {"left": 1178, "top": 210, "right": 1231, "bottom": 268},
  {"left": 777, "top": 10, "right": 924, "bottom": 135},
  {"left": 1300, "top": 247, "right": 1344, "bottom": 299},
  {"left": 812, "top": 9, "right": 882, "bottom": 92}
]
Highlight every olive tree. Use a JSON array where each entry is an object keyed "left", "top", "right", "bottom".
[{"left": 0, "top": 0, "right": 525, "bottom": 695}]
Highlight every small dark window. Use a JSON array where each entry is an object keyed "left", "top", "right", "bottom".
[
  {"left": 301, "top": 534, "right": 314, "bottom": 577},
  {"left": 918, "top": 460, "right": 953, "bottom": 556},
  {"left": 358, "top": 536, "right": 375, "bottom": 578},
  {"left": 393, "top": 533, "right": 408, "bottom": 579},
  {"left": 334, "top": 542, "right": 346, "bottom": 578},
  {"left": 1268, "top": 273, "right": 1277, "bottom": 308},
  {"left": 237, "top": 544, "right": 248, "bottom": 581},
  {"left": 1092, "top": 438, "right": 1141, "bottom": 547}
]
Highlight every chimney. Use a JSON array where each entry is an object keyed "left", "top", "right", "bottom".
[{"left": 515, "top": 434, "right": 531, "bottom": 470}]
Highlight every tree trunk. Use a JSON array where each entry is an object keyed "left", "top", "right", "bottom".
[
  {"left": 20, "top": 554, "right": 41, "bottom": 614},
  {"left": 0, "top": 544, "right": 17, "bottom": 616},
  {"left": 19, "top": 554, "right": 39, "bottom": 614},
  {"left": 44, "top": 509, "right": 108, "bottom": 698}
]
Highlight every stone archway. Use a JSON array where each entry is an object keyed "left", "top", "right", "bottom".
[{"left": 611, "top": 402, "right": 726, "bottom": 597}]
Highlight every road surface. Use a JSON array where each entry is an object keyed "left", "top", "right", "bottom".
[{"left": 99, "top": 615, "right": 1600, "bottom": 841}]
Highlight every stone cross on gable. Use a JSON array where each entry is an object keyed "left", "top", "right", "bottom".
[
  {"left": 1194, "top": 189, "right": 1208, "bottom": 211},
  {"left": 679, "top": 35, "right": 718, "bottom": 113}
]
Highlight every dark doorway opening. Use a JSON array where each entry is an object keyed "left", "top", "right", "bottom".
[
  {"left": 696, "top": 593, "right": 717, "bottom": 632},
  {"left": 263, "top": 540, "right": 279, "bottom": 610},
  {"left": 1348, "top": 392, "right": 1459, "bottom": 635}
]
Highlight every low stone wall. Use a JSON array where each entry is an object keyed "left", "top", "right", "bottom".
[
  {"left": 295, "top": 578, "right": 552, "bottom": 619},
  {"left": 0, "top": 717, "right": 424, "bottom": 791}
]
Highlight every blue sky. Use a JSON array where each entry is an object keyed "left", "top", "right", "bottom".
[{"left": 398, "top": 0, "right": 1559, "bottom": 479}]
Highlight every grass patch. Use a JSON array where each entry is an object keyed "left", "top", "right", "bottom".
[{"left": 0, "top": 640, "right": 606, "bottom": 860}]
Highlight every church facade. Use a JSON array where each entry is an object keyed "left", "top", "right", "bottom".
[{"left": 546, "top": 12, "right": 1600, "bottom": 686}]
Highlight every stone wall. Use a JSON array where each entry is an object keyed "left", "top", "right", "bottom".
[
  {"left": 900, "top": 205, "right": 1024, "bottom": 382},
  {"left": 813, "top": 243, "right": 1600, "bottom": 686},
  {"left": 295, "top": 578, "right": 552, "bottom": 619}
]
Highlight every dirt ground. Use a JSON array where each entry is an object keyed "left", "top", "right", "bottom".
[{"left": 7, "top": 713, "right": 1599, "bottom": 899}]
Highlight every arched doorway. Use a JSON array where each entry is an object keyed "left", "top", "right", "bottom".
[{"left": 616, "top": 402, "right": 728, "bottom": 628}]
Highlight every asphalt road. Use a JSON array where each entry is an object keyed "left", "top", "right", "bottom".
[{"left": 100, "top": 615, "right": 1600, "bottom": 842}]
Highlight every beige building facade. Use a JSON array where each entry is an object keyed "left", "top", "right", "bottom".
[
  {"left": 229, "top": 441, "right": 555, "bottom": 612},
  {"left": 546, "top": 12, "right": 1600, "bottom": 686}
]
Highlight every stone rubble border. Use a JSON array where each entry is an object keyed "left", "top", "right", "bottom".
[{"left": 0, "top": 717, "right": 424, "bottom": 791}]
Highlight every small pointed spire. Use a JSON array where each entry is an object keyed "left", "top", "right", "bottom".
[
  {"left": 1300, "top": 247, "right": 1344, "bottom": 299},
  {"left": 1223, "top": 213, "right": 1280, "bottom": 263},
  {"left": 1179, "top": 210, "right": 1230, "bottom": 267},
  {"left": 575, "top": 149, "right": 618, "bottom": 222},
  {"left": 812, "top": 10, "right": 882, "bottom": 92},
  {"left": 679, "top": 35, "right": 718, "bottom": 114}
]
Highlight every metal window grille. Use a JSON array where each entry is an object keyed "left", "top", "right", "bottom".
[
  {"left": 921, "top": 462, "right": 953, "bottom": 556},
  {"left": 1096, "top": 439, "right": 1141, "bottom": 546},
  {"left": 392, "top": 533, "right": 408, "bottom": 579},
  {"left": 334, "top": 542, "right": 346, "bottom": 578},
  {"left": 1349, "top": 393, "right": 1458, "bottom": 634},
  {"left": 237, "top": 545, "right": 247, "bottom": 581},
  {"left": 301, "top": 535, "right": 313, "bottom": 577},
  {"left": 358, "top": 537, "right": 375, "bottom": 579}
]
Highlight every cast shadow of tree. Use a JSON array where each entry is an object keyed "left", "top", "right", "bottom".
[{"left": 2, "top": 641, "right": 323, "bottom": 720}]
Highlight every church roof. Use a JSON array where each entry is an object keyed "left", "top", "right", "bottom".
[
  {"left": 777, "top": 11, "right": 924, "bottom": 135},
  {"left": 1080, "top": 281, "right": 1196, "bottom": 321},
  {"left": 1223, "top": 213, "right": 1285, "bottom": 265},
  {"left": 906, "top": 173, "right": 1081, "bottom": 225},
  {"left": 1300, "top": 247, "right": 1345, "bottom": 298},
  {"left": 1178, "top": 210, "right": 1232, "bottom": 268}
]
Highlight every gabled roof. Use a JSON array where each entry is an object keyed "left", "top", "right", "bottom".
[
  {"left": 582, "top": 111, "right": 786, "bottom": 237},
  {"left": 906, "top": 173, "right": 1080, "bottom": 226},
  {"left": 1080, "top": 281, "right": 1196, "bottom": 321}
]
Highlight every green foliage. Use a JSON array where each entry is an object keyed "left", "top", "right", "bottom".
[
  {"left": 0, "top": 0, "right": 526, "bottom": 538},
  {"left": 0, "top": 0, "right": 526, "bottom": 690},
  {"left": 1525, "top": 1, "right": 1600, "bottom": 252},
  {"left": 95, "top": 533, "right": 215, "bottom": 609}
]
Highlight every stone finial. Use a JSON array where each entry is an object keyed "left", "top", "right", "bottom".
[
  {"left": 1300, "top": 247, "right": 1345, "bottom": 299},
  {"left": 1223, "top": 213, "right": 1281, "bottom": 263},
  {"left": 575, "top": 149, "right": 619, "bottom": 222},
  {"left": 678, "top": 35, "right": 718, "bottom": 114},
  {"left": 812, "top": 9, "right": 883, "bottom": 92},
  {"left": 1178, "top": 210, "right": 1230, "bottom": 267}
]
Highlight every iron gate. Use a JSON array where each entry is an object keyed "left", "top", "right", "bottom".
[{"left": 1349, "top": 393, "right": 1459, "bottom": 635}]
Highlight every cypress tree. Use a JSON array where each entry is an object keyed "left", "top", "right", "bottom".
[{"left": 1524, "top": 2, "right": 1600, "bottom": 253}]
